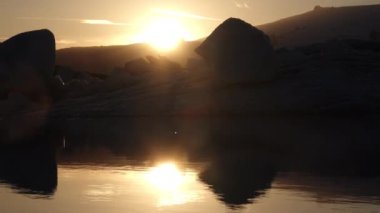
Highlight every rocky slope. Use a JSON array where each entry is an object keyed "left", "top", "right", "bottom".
[{"left": 258, "top": 4, "right": 380, "bottom": 48}]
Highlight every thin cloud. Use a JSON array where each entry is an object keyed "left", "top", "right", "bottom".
[
  {"left": 80, "top": 19, "right": 131, "bottom": 26},
  {"left": 18, "top": 17, "right": 77, "bottom": 21},
  {"left": 234, "top": 1, "right": 250, "bottom": 8},
  {"left": 152, "top": 8, "right": 221, "bottom": 21},
  {"left": 18, "top": 17, "right": 132, "bottom": 26},
  {"left": 56, "top": 39, "right": 77, "bottom": 45}
]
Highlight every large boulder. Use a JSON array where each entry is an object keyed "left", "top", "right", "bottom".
[
  {"left": 0, "top": 29, "right": 56, "bottom": 102},
  {"left": 196, "top": 18, "right": 277, "bottom": 83}
]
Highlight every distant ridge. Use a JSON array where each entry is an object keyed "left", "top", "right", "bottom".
[
  {"left": 56, "top": 4, "right": 380, "bottom": 72},
  {"left": 56, "top": 43, "right": 154, "bottom": 74},
  {"left": 258, "top": 4, "right": 380, "bottom": 48},
  {"left": 56, "top": 40, "right": 201, "bottom": 74}
]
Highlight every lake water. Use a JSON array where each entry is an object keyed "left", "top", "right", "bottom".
[
  {"left": 0, "top": 116, "right": 380, "bottom": 212},
  {"left": 1, "top": 159, "right": 380, "bottom": 213}
]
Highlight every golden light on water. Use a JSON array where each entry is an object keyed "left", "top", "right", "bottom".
[
  {"left": 146, "top": 162, "right": 200, "bottom": 206},
  {"left": 148, "top": 162, "right": 183, "bottom": 190},
  {"left": 138, "top": 19, "right": 189, "bottom": 51}
]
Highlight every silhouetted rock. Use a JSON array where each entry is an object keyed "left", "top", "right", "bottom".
[
  {"left": 0, "top": 145, "right": 57, "bottom": 196},
  {"left": 0, "top": 29, "right": 55, "bottom": 103},
  {"left": 196, "top": 18, "right": 277, "bottom": 83}
]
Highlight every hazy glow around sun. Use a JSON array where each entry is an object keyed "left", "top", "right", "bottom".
[
  {"left": 138, "top": 18, "right": 190, "bottom": 51},
  {"left": 145, "top": 162, "right": 200, "bottom": 206},
  {"left": 147, "top": 162, "right": 184, "bottom": 190}
]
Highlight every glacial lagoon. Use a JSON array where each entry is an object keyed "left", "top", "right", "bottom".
[{"left": 1, "top": 116, "right": 380, "bottom": 212}]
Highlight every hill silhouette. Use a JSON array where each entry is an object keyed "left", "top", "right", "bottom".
[
  {"left": 56, "top": 44, "right": 154, "bottom": 74},
  {"left": 56, "top": 40, "right": 201, "bottom": 75},
  {"left": 258, "top": 4, "right": 380, "bottom": 48},
  {"left": 55, "top": 4, "right": 380, "bottom": 74}
]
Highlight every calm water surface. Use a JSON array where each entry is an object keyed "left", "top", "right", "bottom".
[
  {"left": 1, "top": 160, "right": 379, "bottom": 213},
  {"left": 1, "top": 116, "right": 380, "bottom": 212}
]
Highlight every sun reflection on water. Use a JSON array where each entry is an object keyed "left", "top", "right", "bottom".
[{"left": 146, "top": 162, "right": 200, "bottom": 206}]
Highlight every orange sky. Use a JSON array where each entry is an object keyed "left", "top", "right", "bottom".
[{"left": 1, "top": 0, "right": 380, "bottom": 49}]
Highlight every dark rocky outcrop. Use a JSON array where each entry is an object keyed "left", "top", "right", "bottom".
[
  {"left": 0, "top": 144, "right": 57, "bottom": 196},
  {"left": 196, "top": 18, "right": 277, "bottom": 83},
  {"left": 0, "top": 29, "right": 56, "bottom": 103}
]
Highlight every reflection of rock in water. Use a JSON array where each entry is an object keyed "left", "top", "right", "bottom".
[
  {"left": 203, "top": 116, "right": 380, "bottom": 177},
  {"left": 199, "top": 153, "right": 277, "bottom": 208},
  {"left": 0, "top": 145, "right": 57, "bottom": 197}
]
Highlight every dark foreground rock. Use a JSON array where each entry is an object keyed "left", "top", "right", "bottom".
[
  {"left": 0, "top": 144, "right": 57, "bottom": 195},
  {"left": 196, "top": 18, "right": 277, "bottom": 83},
  {"left": 0, "top": 29, "right": 56, "bottom": 103}
]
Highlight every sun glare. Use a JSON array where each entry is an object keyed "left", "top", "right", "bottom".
[
  {"left": 139, "top": 19, "right": 189, "bottom": 51},
  {"left": 145, "top": 162, "right": 199, "bottom": 206},
  {"left": 148, "top": 162, "right": 183, "bottom": 190}
]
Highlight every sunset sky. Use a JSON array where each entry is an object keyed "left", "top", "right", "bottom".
[{"left": 1, "top": 0, "right": 380, "bottom": 49}]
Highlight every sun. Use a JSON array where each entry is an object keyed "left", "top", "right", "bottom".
[
  {"left": 147, "top": 162, "right": 183, "bottom": 190},
  {"left": 140, "top": 19, "right": 189, "bottom": 51}
]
